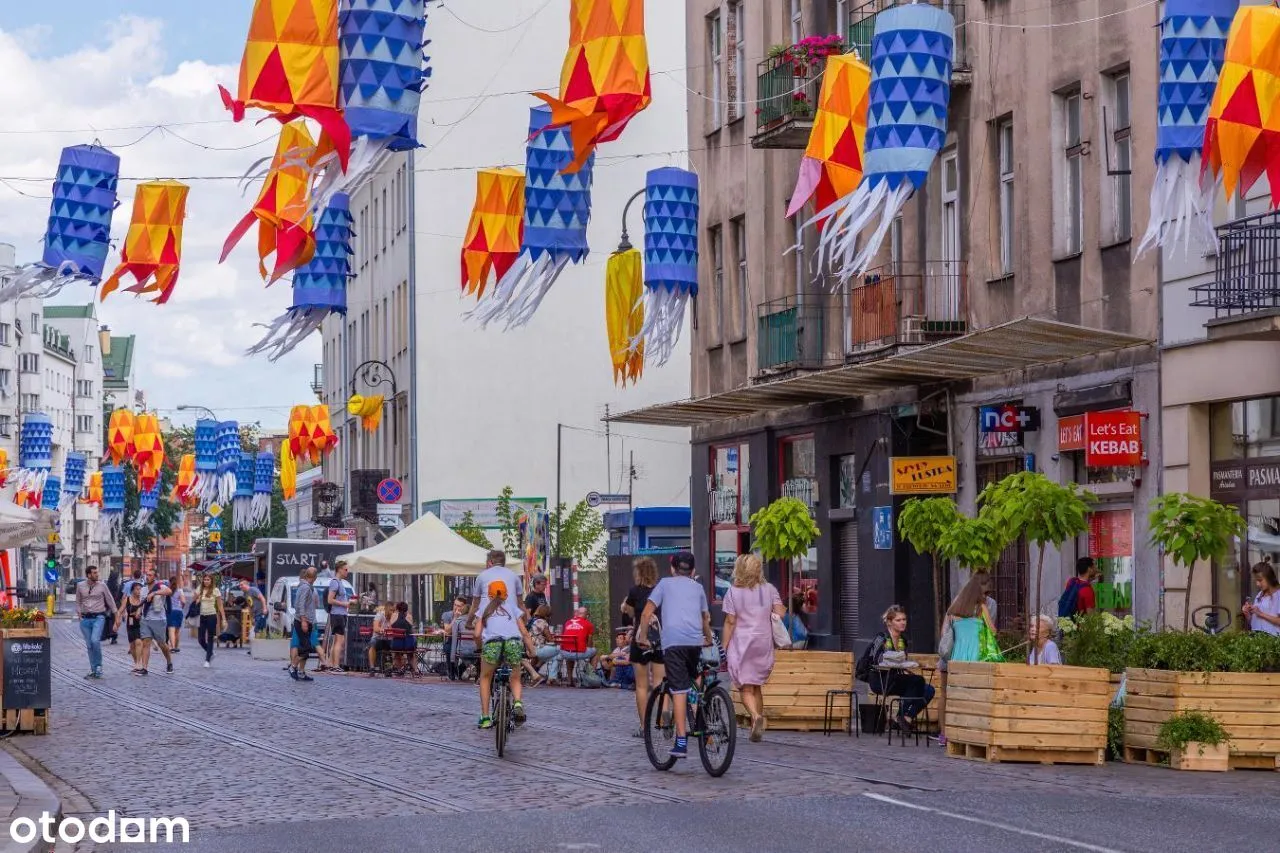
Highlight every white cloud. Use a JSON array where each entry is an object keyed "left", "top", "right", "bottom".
[{"left": 0, "top": 17, "right": 319, "bottom": 429}]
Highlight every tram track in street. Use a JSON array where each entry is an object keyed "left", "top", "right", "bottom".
[{"left": 50, "top": 666, "right": 470, "bottom": 813}]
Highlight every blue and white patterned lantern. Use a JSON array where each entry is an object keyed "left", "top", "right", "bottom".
[
  {"left": 17, "top": 412, "right": 53, "bottom": 497},
  {"left": 100, "top": 464, "right": 126, "bottom": 542},
  {"left": 469, "top": 104, "right": 596, "bottom": 329},
  {"left": 637, "top": 166, "right": 700, "bottom": 368},
  {"left": 0, "top": 144, "right": 121, "bottom": 300},
  {"left": 61, "top": 452, "right": 86, "bottom": 510},
  {"left": 251, "top": 451, "right": 275, "bottom": 529},
  {"left": 247, "top": 194, "right": 353, "bottom": 361},
  {"left": 136, "top": 482, "right": 160, "bottom": 529},
  {"left": 41, "top": 475, "right": 61, "bottom": 512},
  {"left": 816, "top": 4, "right": 954, "bottom": 280},
  {"left": 215, "top": 420, "right": 241, "bottom": 506},
  {"left": 232, "top": 453, "right": 256, "bottom": 531},
  {"left": 1138, "top": 0, "right": 1239, "bottom": 255},
  {"left": 194, "top": 419, "right": 219, "bottom": 510}
]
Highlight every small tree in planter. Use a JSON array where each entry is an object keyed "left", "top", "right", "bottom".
[
  {"left": 750, "top": 497, "right": 821, "bottom": 618},
  {"left": 1148, "top": 493, "right": 1246, "bottom": 630},
  {"left": 1156, "top": 711, "right": 1230, "bottom": 771},
  {"left": 980, "top": 471, "right": 1094, "bottom": 615},
  {"left": 898, "top": 497, "right": 962, "bottom": 632}
]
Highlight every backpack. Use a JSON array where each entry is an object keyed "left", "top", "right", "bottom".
[
  {"left": 855, "top": 640, "right": 877, "bottom": 683},
  {"left": 1057, "top": 578, "right": 1084, "bottom": 618}
]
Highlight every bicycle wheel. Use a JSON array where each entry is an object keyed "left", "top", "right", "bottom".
[
  {"left": 696, "top": 685, "right": 737, "bottom": 777},
  {"left": 643, "top": 682, "right": 677, "bottom": 771},
  {"left": 493, "top": 682, "right": 510, "bottom": 757}
]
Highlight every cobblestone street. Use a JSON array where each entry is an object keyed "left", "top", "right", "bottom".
[{"left": 8, "top": 622, "right": 1278, "bottom": 852}]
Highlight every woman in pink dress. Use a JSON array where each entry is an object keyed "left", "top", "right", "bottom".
[{"left": 720, "top": 554, "right": 785, "bottom": 742}]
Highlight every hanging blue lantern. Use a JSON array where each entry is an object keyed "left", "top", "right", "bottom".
[
  {"left": 233, "top": 453, "right": 256, "bottom": 531},
  {"left": 215, "top": 420, "right": 241, "bottom": 506},
  {"left": 41, "top": 475, "right": 61, "bottom": 512},
  {"left": 100, "top": 464, "right": 126, "bottom": 542},
  {"left": 1138, "top": 0, "right": 1239, "bottom": 255},
  {"left": 61, "top": 452, "right": 87, "bottom": 511},
  {"left": 638, "top": 166, "right": 700, "bottom": 368},
  {"left": 247, "top": 193, "right": 353, "bottom": 361},
  {"left": 816, "top": 4, "right": 954, "bottom": 279},
  {"left": 469, "top": 104, "right": 596, "bottom": 329},
  {"left": 194, "top": 419, "right": 219, "bottom": 510},
  {"left": 17, "top": 412, "right": 53, "bottom": 498},
  {"left": 252, "top": 451, "right": 275, "bottom": 529},
  {"left": 0, "top": 144, "right": 121, "bottom": 301},
  {"left": 315, "top": 0, "right": 430, "bottom": 207},
  {"left": 136, "top": 482, "right": 161, "bottom": 529}
]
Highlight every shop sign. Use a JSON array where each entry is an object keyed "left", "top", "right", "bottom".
[
  {"left": 873, "top": 507, "right": 893, "bottom": 550},
  {"left": 1058, "top": 415, "right": 1085, "bottom": 452},
  {"left": 1210, "top": 457, "right": 1280, "bottom": 500},
  {"left": 979, "top": 404, "right": 1041, "bottom": 433},
  {"left": 1083, "top": 411, "right": 1142, "bottom": 467},
  {"left": 889, "top": 456, "right": 957, "bottom": 495}
]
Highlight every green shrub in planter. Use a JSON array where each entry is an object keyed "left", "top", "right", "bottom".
[
  {"left": 1129, "top": 630, "right": 1280, "bottom": 673},
  {"left": 1107, "top": 706, "right": 1125, "bottom": 761},
  {"left": 1156, "top": 711, "right": 1228, "bottom": 755},
  {"left": 1060, "top": 612, "right": 1142, "bottom": 674},
  {"left": 749, "top": 497, "right": 820, "bottom": 562}
]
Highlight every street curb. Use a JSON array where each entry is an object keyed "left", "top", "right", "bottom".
[{"left": 0, "top": 750, "right": 61, "bottom": 853}]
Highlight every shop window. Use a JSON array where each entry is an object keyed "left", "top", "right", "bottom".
[
  {"left": 1210, "top": 401, "right": 1244, "bottom": 460},
  {"left": 710, "top": 442, "right": 751, "bottom": 605},
  {"left": 1086, "top": 509, "right": 1134, "bottom": 612},
  {"left": 837, "top": 454, "right": 857, "bottom": 509},
  {"left": 779, "top": 434, "right": 817, "bottom": 510}
]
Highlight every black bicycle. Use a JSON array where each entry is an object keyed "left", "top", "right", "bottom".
[
  {"left": 489, "top": 660, "right": 516, "bottom": 757},
  {"left": 643, "top": 649, "right": 736, "bottom": 777}
]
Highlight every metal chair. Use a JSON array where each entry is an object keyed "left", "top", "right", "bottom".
[{"left": 823, "top": 688, "right": 859, "bottom": 737}]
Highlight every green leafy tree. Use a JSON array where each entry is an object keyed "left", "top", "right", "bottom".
[
  {"left": 898, "top": 497, "right": 963, "bottom": 630},
  {"left": 1148, "top": 493, "right": 1246, "bottom": 630},
  {"left": 452, "top": 511, "right": 492, "bottom": 549},
  {"left": 549, "top": 500, "right": 607, "bottom": 572},
  {"left": 494, "top": 485, "right": 520, "bottom": 556},
  {"left": 936, "top": 514, "right": 1010, "bottom": 574},
  {"left": 979, "top": 471, "right": 1095, "bottom": 614},
  {"left": 750, "top": 497, "right": 820, "bottom": 562}
]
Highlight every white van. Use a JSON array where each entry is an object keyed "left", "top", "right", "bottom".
[{"left": 266, "top": 571, "right": 356, "bottom": 635}]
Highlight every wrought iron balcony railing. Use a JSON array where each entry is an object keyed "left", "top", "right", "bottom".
[
  {"left": 757, "top": 296, "right": 828, "bottom": 374},
  {"left": 847, "top": 0, "right": 969, "bottom": 73},
  {"left": 847, "top": 261, "right": 967, "bottom": 358},
  {"left": 1191, "top": 210, "right": 1280, "bottom": 319}
]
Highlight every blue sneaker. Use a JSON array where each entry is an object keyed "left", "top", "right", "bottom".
[{"left": 670, "top": 737, "right": 688, "bottom": 759}]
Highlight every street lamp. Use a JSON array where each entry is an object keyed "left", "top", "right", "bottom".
[
  {"left": 615, "top": 188, "right": 645, "bottom": 253},
  {"left": 349, "top": 360, "right": 398, "bottom": 443},
  {"left": 176, "top": 404, "right": 218, "bottom": 421}
]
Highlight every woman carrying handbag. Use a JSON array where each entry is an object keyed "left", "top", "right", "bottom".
[
  {"left": 720, "top": 554, "right": 786, "bottom": 743},
  {"left": 935, "top": 571, "right": 995, "bottom": 746}
]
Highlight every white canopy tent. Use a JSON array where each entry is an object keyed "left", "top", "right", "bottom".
[
  {"left": 0, "top": 503, "right": 57, "bottom": 551},
  {"left": 335, "top": 511, "right": 492, "bottom": 576}
]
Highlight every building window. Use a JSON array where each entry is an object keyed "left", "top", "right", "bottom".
[
  {"left": 836, "top": 0, "right": 850, "bottom": 40},
  {"left": 794, "top": 215, "right": 805, "bottom": 294},
  {"left": 0, "top": 415, "right": 10, "bottom": 436},
  {"left": 779, "top": 434, "right": 818, "bottom": 610},
  {"left": 83, "top": 344, "right": 92, "bottom": 363},
  {"left": 0, "top": 369, "right": 10, "bottom": 392},
  {"left": 0, "top": 324, "right": 9, "bottom": 346},
  {"left": 790, "top": 0, "right": 803, "bottom": 44},
  {"left": 20, "top": 393, "right": 38, "bottom": 413},
  {"left": 890, "top": 214, "right": 903, "bottom": 276},
  {"left": 710, "top": 225, "right": 725, "bottom": 344},
  {"left": 998, "top": 118, "right": 1015, "bottom": 274},
  {"left": 728, "top": 1, "right": 745, "bottom": 122},
  {"left": 1108, "top": 71, "right": 1132, "bottom": 242},
  {"left": 76, "top": 414, "right": 93, "bottom": 433},
  {"left": 1061, "top": 90, "right": 1084, "bottom": 255},
  {"left": 76, "top": 379, "right": 92, "bottom": 397},
  {"left": 707, "top": 12, "right": 723, "bottom": 130},
  {"left": 732, "top": 216, "right": 748, "bottom": 338},
  {"left": 30, "top": 314, "right": 38, "bottom": 335},
  {"left": 710, "top": 443, "right": 752, "bottom": 606},
  {"left": 382, "top": 188, "right": 388, "bottom": 253},
  {"left": 19, "top": 354, "right": 37, "bottom": 374}
]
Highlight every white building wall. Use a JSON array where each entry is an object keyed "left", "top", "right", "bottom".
[
  {"left": 0, "top": 244, "right": 20, "bottom": 454},
  {"left": 413, "top": 1, "right": 692, "bottom": 515}
]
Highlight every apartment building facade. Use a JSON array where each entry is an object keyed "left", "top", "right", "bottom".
[{"left": 613, "top": 0, "right": 1162, "bottom": 648}]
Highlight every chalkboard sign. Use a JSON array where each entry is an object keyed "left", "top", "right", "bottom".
[{"left": 4, "top": 637, "right": 51, "bottom": 710}]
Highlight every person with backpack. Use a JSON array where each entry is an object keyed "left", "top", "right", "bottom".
[
  {"left": 138, "top": 568, "right": 174, "bottom": 675},
  {"left": 857, "top": 605, "right": 933, "bottom": 733},
  {"left": 1058, "top": 557, "right": 1098, "bottom": 619}
]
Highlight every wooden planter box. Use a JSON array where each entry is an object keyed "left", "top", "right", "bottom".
[
  {"left": 945, "top": 661, "right": 1110, "bottom": 765},
  {"left": 1124, "top": 668, "right": 1280, "bottom": 771},
  {"left": 1169, "top": 742, "right": 1229, "bottom": 772},
  {"left": 731, "top": 650, "right": 852, "bottom": 732},
  {"left": 0, "top": 625, "right": 49, "bottom": 640}
]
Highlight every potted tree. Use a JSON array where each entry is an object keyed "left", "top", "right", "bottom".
[
  {"left": 1147, "top": 492, "right": 1246, "bottom": 630},
  {"left": 740, "top": 497, "right": 844, "bottom": 731},
  {"left": 898, "top": 496, "right": 962, "bottom": 631},
  {"left": 979, "top": 471, "right": 1094, "bottom": 617},
  {"left": 1156, "top": 711, "right": 1230, "bottom": 771}
]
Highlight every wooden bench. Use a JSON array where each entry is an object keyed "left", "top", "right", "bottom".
[{"left": 731, "top": 650, "right": 854, "bottom": 732}]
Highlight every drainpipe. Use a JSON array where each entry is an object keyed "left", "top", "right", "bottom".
[{"left": 407, "top": 149, "right": 420, "bottom": 519}]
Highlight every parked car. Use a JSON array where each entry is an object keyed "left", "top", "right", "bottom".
[{"left": 265, "top": 572, "right": 355, "bottom": 635}]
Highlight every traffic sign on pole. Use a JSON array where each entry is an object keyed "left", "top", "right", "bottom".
[{"left": 377, "top": 478, "right": 403, "bottom": 504}]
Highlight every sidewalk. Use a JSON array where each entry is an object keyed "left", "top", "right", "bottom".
[{"left": 0, "top": 750, "right": 60, "bottom": 853}]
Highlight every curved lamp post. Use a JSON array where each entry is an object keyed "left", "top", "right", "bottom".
[{"left": 349, "top": 359, "right": 398, "bottom": 443}]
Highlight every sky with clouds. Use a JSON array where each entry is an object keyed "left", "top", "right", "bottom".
[{"left": 0, "top": 1, "right": 316, "bottom": 431}]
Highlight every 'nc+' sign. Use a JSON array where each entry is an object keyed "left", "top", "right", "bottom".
[{"left": 979, "top": 404, "right": 1041, "bottom": 433}]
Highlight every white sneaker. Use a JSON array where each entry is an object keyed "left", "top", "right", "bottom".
[{"left": 203, "top": 661, "right": 210, "bottom": 669}]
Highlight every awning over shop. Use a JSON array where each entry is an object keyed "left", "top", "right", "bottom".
[{"left": 609, "top": 317, "right": 1151, "bottom": 427}]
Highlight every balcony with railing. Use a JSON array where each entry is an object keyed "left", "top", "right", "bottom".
[
  {"left": 847, "top": 261, "right": 968, "bottom": 359},
  {"left": 847, "top": 0, "right": 970, "bottom": 80},
  {"left": 757, "top": 296, "right": 828, "bottom": 374},
  {"left": 1191, "top": 211, "right": 1280, "bottom": 339},
  {"left": 751, "top": 37, "right": 843, "bottom": 149}
]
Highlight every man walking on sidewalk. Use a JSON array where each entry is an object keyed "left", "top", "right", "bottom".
[
  {"left": 291, "top": 567, "right": 319, "bottom": 682},
  {"left": 76, "top": 566, "right": 116, "bottom": 679},
  {"left": 138, "top": 568, "right": 174, "bottom": 675},
  {"left": 321, "top": 563, "right": 352, "bottom": 672}
]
